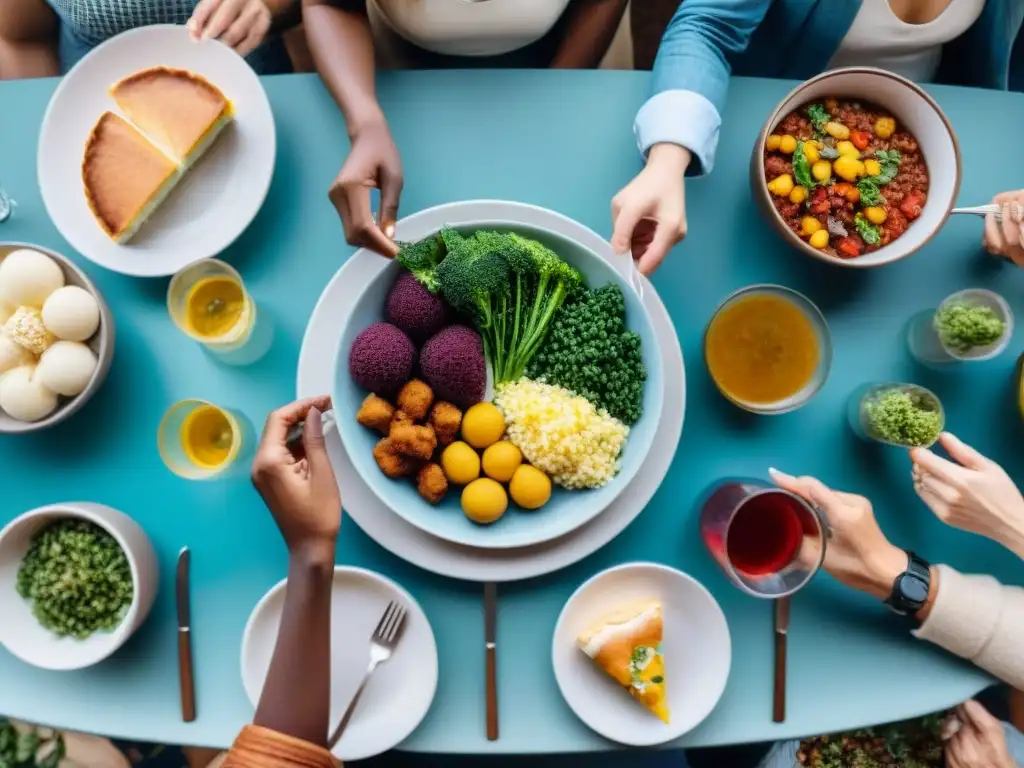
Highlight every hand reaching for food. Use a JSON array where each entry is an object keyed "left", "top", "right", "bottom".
[
  {"left": 944, "top": 700, "right": 1017, "bottom": 768},
  {"left": 768, "top": 469, "right": 908, "bottom": 600},
  {"left": 983, "top": 190, "right": 1024, "bottom": 267},
  {"left": 188, "top": 0, "right": 273, "bottom": 57},
  {"left": 610, "top": 144, "right": 689, "bottom": 275},
  {"left": 911, "top": 432, "right": 1024, "bottom": 557},
  {"left": 329, "top": 120, "right": 403, "bottom": 259}
]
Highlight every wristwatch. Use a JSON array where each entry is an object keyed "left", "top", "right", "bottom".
[{"left": 884, "top": 550, "right": 931, "bottom": 617}]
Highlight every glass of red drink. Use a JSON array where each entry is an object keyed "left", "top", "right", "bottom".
[{"left": 699, "top": 478, "right": 826, "bottom": 599}]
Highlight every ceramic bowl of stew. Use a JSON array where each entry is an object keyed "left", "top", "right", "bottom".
[{"left": 751, "top": 67, "right": 961, "bottom": 268}]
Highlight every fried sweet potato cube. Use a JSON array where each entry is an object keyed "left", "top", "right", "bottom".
[
  {"left": 429, "top": 401, "right": 462, "bottom": 446},
  {"left": 397, "top": 379, "right": 434, "bottom": 423},
  {"left": 373, "top": 437, "right": 418, "bottom": 479},
  {"left": 356, "top": 393, "right": 395, "bottom": 434},
  {"left": 390, "top": 409, "right": 413, "bottom": 434},
  {"left": 390, "top": 423, "right": 437, "bottom": 461},
  {"left": 416, "top": 462, "right": 448, "bottom": 505}
]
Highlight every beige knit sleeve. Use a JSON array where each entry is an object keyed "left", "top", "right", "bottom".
[
  {"left": 222, "top": 725, "right": 340, "bottom": 768},
  {"left": 913, "top": 564, "right": 1024, "bottom": 691}
]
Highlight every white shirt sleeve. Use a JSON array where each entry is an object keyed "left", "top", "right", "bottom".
[{"left": 633, "top": 89, "right": 723, "bottom": 176}]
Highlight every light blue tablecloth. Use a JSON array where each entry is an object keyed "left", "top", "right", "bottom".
[{"left": 1, "top": 71, "right": 1023, "bottom": 754}]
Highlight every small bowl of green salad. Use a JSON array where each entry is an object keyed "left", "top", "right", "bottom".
[{"left": 0, "top": 502, "right": 158, "bottom": 670}]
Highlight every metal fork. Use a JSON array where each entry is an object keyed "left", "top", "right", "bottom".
[
  {"left": 951, "top": 203, "right": 1023, "bottom": 223},
  {"left": 327, "top": 600, "right": 407, "bottom": 748}
]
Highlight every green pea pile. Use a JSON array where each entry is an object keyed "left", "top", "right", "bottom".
[
  {"left": 864, "top": 390, "right": 942, "bottom": 448},
  {"left": 528, "top": 283, "right": 647, "bottom": 425},
  {"left": 16, "top": 519, "right": 133, "bottom": 639}
]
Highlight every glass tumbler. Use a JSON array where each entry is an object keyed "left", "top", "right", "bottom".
[
  {"left": 698, "top": 478, "right": 827, "bottom": 599},
  {"left": 158, "top": 399, "right": 255, "bottom": 480}
]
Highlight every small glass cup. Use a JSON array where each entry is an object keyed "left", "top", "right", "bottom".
[
  {"left": 907, "top": 288, "right": 1014, "bottom": 365},
  {"left": 167, "top": 259, "right": 272, "bottom": 365},
  {"left": 157, "top": 399, "right": 255, "bottom": 480},
  {"left": 704, "top": 284, "right": 833, "bottom": 415},
  {"left": 698, "top": 478, "right": 827, "bottom": 599},
  {"left": 848, "top": 382, "right": 944, "bottom": 448}
]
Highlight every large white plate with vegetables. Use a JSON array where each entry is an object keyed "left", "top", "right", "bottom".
[{"left": 331, "top": 202, "right": 665, "bottom": 550}]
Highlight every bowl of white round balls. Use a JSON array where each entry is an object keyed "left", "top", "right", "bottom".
[{"left": 0, "top": 243, "right": 114, "bottom": 433}]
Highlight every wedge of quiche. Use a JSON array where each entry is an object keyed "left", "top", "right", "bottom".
[{"left": 577, "top": 600, "right": 668, "bottom": 723}]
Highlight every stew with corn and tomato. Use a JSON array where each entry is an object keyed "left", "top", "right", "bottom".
[{"left": 762, "top": 98, "right": 929, "bottom": 259}]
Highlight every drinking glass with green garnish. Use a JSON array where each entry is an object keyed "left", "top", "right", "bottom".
[
  {"left": 848, "top": 383, "right": 944, "bottom": 448},
  {"left": 907, "top": 288, "right": 1013, "bottom": 364}
]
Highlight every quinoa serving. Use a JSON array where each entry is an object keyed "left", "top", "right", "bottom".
[{"left": 763, "top": 98, "right": 929, "bottom": 259}]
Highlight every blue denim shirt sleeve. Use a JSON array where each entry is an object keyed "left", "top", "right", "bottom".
[{"left": 634, "top": 0, "right": 774, "bottom": 175}]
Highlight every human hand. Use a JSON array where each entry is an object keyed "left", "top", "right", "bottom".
[
  {"left": 911, "top": 432, "right": 1024, "bottom": 556},
  {"left": 769, "top": 469, "right": 907, "bottom": 600},
  {"left": 188, "top": 0, "right": 272, "bottom": 57},
  {"left": 945, "top": 700, "right": 1017, "bottom": 768},
  {"left": 329, "top": 119, "right": 402, "bottom": 258},
  {"left": 983, "top": 190, "right": 1024, "bottom": 267},
  {"left": 251, "top": 396, "right": 341, "bottom": 561},
  {"left": 610, "top": 144, "right": 689, "bottom": 275}
]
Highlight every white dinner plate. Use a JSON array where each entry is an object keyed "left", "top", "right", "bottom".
[
  {"left": 240, "top": 567, "right": 438, "bottom": 761},
  {"left": 38, "top": 25, "right": 275, "bottom": 277},
  {"left": 296, "top": 201, "right": 686, "bottom": 581},
  {"left": 552, "top": 563, "right": 731, "bottom": 747}
]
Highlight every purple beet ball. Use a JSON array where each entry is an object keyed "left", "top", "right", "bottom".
[
  {"left": 419, "top": 325, "right": 486, "bottom": 409},
  {"left": 386, "top": 271, "right": 450, "bottom": 342},
  {"left": 349, "top": 322, "right": 415, "bottom": 397}
]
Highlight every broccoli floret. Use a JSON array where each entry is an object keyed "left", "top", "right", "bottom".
[
  {"left": 434, "top": 229, "right": 583, "bottom": 384},
  {"left": 396, "top": 233, "right": 444, "bottom": 292},
  {"left": 528, "top": 283, "right": 646, "bottom": 424}
]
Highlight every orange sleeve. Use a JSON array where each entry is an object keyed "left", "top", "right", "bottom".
[{"left": 222, "top": 725, "right": 340, "bottom": 768}]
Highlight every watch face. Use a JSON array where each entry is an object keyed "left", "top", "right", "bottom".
[{"left": 899, "top": 573, "right": 930, "bottom": 605}]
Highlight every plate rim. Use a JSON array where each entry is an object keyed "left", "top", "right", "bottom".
[
  {"left": 36, "top": 24, "right": 276, "bottom": 278},
  {"left": 550, "top": 561, "right": 732, "bottom": 747},
  {"left": 297, "top": 200, "right": 686, "bottom": 581},
  {"left": 238, "top": 564, "right": 439, "bottom": 760},
  {"left": 330, "top": 201, "right": 664, "bottom": 549}
]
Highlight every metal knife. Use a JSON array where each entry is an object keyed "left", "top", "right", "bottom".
[
  {"left": 773, "top": 596, "right": 791, "bottom": 724},
  {"left": 484, "top": 582, "right": 498, "bottom": 741},
  {"left": 177, "top": 547, "right": 196, "bottom": 723}
]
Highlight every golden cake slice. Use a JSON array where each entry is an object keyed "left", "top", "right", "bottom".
[
  {"left": 110, "top": 66, "right": 233, "bottom": 167},
  {"left": 577, "top": 600, "right": 668, "bottom": 723},
  {"left": 82, "top": 112, "right": 180, "bottom": 243}
]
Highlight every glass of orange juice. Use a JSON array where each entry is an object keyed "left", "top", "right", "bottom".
[
  {"left": 158, "top": 399, "right": 254, "bottom": 480},
  {"left": 167, "top": 259, "right": 272, "bottom": 365}
]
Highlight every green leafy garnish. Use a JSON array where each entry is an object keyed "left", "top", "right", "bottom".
[
  {"left": 857, "top": 178, "right": 885, "bottom": 207},
  {"left": 807, "top": 104, "right": 830, "bottom": 134},
  {"left": 792, "top": 140, "right": 815, "bottom": 189},
  {"left": 872, "top": 149, "right": 901, "bottom": 184},
  {"left": 854, "top": 214, "right": 882, "bottom": 245},
  {"left": 651, "top": 675, "right": 664, "bottom": 684}
]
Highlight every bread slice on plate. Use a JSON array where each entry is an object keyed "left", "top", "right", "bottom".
[
  {"left": 577, "top": 600, "right": 669, "bottom": 723},
  {"left": 82, "top": 112, "right": 180, "bottom": 243},
  {"left": 110, "top": 66, "right": 233, "bottom": 168}
]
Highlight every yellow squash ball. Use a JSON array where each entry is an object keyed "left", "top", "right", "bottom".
[
  {"left": 482, "top": 440, "right": 522, "bottom": 483},
  {"left": 461, "top": 402, "right": 506, "bottom": 449},
  {"left": 441, "top": 441, "right": 481, "bottom": 485},
  {"left": 509, "top": 465, "right": 552, "bottom": 511},
  {"left": 461, "top": 478, "right": 508, "bottom": 524}
]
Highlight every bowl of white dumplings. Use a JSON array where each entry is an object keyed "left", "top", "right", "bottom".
[{"left": 0, "top": 243, "right": 114, "bottom": 433}]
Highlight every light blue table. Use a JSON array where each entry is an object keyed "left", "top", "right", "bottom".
[{"left": 1, "top": 71, "right": 1023, "bottom": 754}]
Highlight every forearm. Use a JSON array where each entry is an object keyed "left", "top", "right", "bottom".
[
  {"left": 254, "top": 544, "right": 336, "bottom": 746},
  {"left": 998, "top": 522, "right": 1024, "bottom": 560},
  {"left": 549, "top": 0, "right": 627, "bottom": 69},
  {"left": 913, "top": 565, "right": 1024, "bottom": 690},
  {"left": 303, "top": 1, "right": 383, "bottom": 137},
  {"left": 0, "top": 38, "right": 58, "bottom": 79}
]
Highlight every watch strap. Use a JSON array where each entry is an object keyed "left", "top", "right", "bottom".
[{"left": 885, "top": 550, "right": 931, "bottom": 616}]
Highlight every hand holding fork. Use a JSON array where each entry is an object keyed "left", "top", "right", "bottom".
[{"left": 954, "top": 190, "right": 1024, "bottom": 267}]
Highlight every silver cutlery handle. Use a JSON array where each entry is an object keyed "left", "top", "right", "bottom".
[{"left": 327, "top": 660, "right": 378, "bottom": 749}]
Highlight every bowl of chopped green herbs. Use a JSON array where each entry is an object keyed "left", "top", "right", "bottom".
[
  {"left": 332, "top": 201, "right": 666, "bottom": 550},
  {"left": 848, "top": 382, "right": 945, "bottom": 448},
  {"left": 0, "top": 502, "right": 158, "bottom": 670}
]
